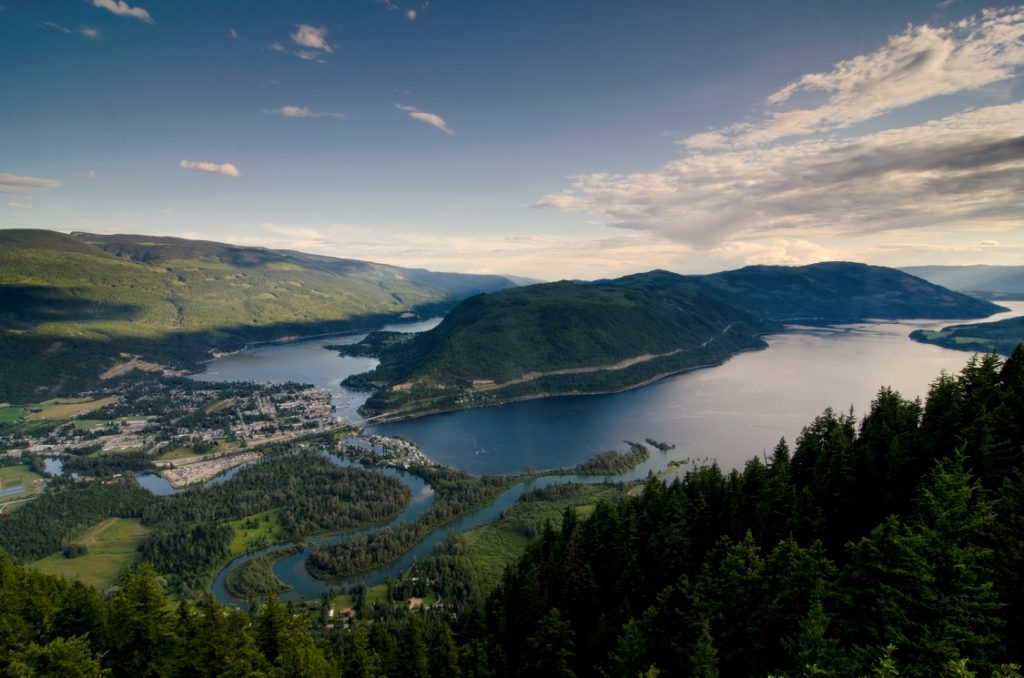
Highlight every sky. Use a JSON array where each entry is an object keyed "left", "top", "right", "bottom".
[{"left": 1, "top": 0, "right": 1023, "bottom": 280}]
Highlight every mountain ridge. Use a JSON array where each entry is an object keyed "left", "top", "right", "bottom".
[{"left": 345, "top": 263, "right": 1004, "bottom": 420}]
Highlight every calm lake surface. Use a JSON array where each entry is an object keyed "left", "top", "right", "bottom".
[{"left": 196, "top": 303, "right": 1024, "bottom": 476}]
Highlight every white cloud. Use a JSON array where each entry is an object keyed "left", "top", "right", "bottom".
[
  {"left": 396, "top": 103, "right": 454, "bottom": 135},
  {"left": 682, "top": 7, "right": 1024, "bottom": 149},
  {"left": 537, "top": 102, "right": 1024, "bottom": 246},
  {"left": 269, "top": 42, "right": 286, "bottom": 52},
  {"left": 91, "top": 0, "right": 153, "bottom": 24},
  {"left": 40, "top": 21, "right": 99, "bottom": 38},
  {"left": 265, "top": 105, "right": 344, "bottom": 119},
  {"left": 228, "top": 27, "right": 238, "bottom": 40},
  {"left": 79, "top": 170, "right": 97, "bottom": 179},
  {"left": 291, "top": 24, "right": 332, "bottom": 53},
  {"left": 178, "top": 160, "right": 240, "bottom": 178},
  {"left": 0, "top": 172, "right": 61, "bottom": 193},
  {"left": 406, "top": 9, "right": 417, "bottom": 20},
  {"left": 6, "top": 201, "right": 32, "bottom": 210}
]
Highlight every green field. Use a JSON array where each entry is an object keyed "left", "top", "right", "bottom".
[
  {"left": 0, "top": 464, "right": 44, "bottom": 508},
  {"left": 227, "top": 508, "right": 286, "bottom": 557},
  {"left": 460, "top": 484, "right": 622, "bottom": 593},
  {"left": 29, "top": 517, "right": 150, "bottom": 590},
  {"left": 0, "top": 406, "right": 22, "bottom": 424},
  {"left": 25, "top": 396, "right": 118, "bottom": 421}
]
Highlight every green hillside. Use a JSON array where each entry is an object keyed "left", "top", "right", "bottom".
[
  {"left": 0, "top": 230, "right": 513, "bottom": 402},
  {"left": 911, "top": 315, "right": 1024, "bottom": 356},
  {"left": 664, "top": 261, "right": 1005, "bottom": 323},
  {"left": 346, "top": 276, "right": 775, "bottom": 420}
]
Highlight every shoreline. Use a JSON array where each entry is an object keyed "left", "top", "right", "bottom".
[{"left": 361, "top": 342, "right": 770, "bottom": 425}]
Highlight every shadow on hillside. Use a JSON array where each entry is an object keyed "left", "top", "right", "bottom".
[
  {"left": 0, "top": 300, "right": 458, "bottom": 403},
  {"left": 0, "top": 286, "right": 141, "bottom": 329}
]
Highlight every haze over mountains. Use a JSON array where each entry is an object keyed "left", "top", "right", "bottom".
[{"left": 902, "top": 265, "right": 1024, "bottom": 300}]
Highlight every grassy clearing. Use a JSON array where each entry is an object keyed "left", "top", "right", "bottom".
[
  {"left": 460, "top": 484, "right": 623, "bottom": 593},
  {"left": 366, "top": 583, "right": 389, "bottom": 607},
  {"left": 157, "top": 447, "right": 196, "bottom": 461},
  {"left": 0, "top": 465, "right": 45, "bottom": 507},
  {"left": 29, "top": 517, "right": 150, "bottom": 590},
  {"left": 0, "top": 464, "right": 43, "bottom": 488},
  {"left": 227, "top": 509, "right": 285, "bottom": 557},
  {"left": 0, "top": 406, "right": 23, "bottom": 423},
  {"left": 26, "top": 396, "right": 118, "bottom": 421}
]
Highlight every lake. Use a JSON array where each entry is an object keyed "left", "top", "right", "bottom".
[{"left": 195, "top": 303, "right": 1024, "bottom": 476}]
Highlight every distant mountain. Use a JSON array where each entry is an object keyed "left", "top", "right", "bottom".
[
  {"left": 911, "top": 316, "right": 1024, "bottom": 356},
  {"left": 345, "top": 263, "right": 1005, "bottom": 420},
  {"left": 668, "top": 261, "right": 1004, "bottom": 323},
  {"left": 0, "top": 229, "right": 515, "bottom": 402},
  {"left": 901, "top": 265, "right": 1024, "bottom": 300}
]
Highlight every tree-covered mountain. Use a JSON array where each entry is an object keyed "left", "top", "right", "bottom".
[
  {"left": 912, "top": 315, "right": 1024, "bottom": 356},
  {"left": 0, "top": 230, "right": 515, "bottom": 402},
  {"left": 668, "top": 261, "right": 1005, "bottom": 323},
  {"left": 903, "top": 264, "right": 1024, "bottom": 300},
  {"left": 345, "top": 277, "right": 775, "bottom": 420},
  {"left": 345, "top": 264, "right": 1003, "bottom": 420}
]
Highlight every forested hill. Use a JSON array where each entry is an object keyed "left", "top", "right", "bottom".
[
  {"left": 346, "top": 277, "right": 775, "bottom": 420},
  {"left": 661, "top": 261, "right": 1005, "bottom": 323},
  {"left": 484, "top": 348, "right": 1024, "bottom": 677},
  {"left": 912, "top": 314, "right": 1024, "bottom": 356},
  {"left": 345, "top": 263, "right": 1003, "bottom": 420},
  {"left": 0, "top": 229, "right": 514, "bottom": 402}
]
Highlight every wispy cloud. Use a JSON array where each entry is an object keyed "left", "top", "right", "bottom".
[
  {"left": 178, "top": 160, "right": 240, "bottom": 178},
  {"left": 683, "top": 7, "right": 1024, "bottom": 150},
  {"left": 264, "top": 105, "right": 344, "bottom": 119},
  {"left": 396, "top": 103, "right": 454, "bottom": 135},
  {"left": 6, "top": 201, "right": 32, "bottom": 210},
  {"left": 0, "top": 172, "right": 61, "bottom": 193},
  {"left": 406, "top": 9, "right": 417, "bottom": 21},
  {"left": 228, "top": 27, "right": 238, "bottom": 40},
  {"left": 269, "top": 42, "right": 286, "bottom": 53},
  {"left": 290, "top": 24, "right": 332, "bottom": 61},
  {"left": 538, "top": 102, "right": 1024, "bottom": 247},
  {"left": 40, "top": 21, "right": 99, "bottom": 39},
  {"left": 535, "top": 6, "right": 1024, "bottom": 270},
  {"left": 91, "top": 0, "right": 153, "bottom": 24}
]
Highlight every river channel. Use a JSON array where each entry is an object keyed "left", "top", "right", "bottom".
[{"left": 194, "top": 302, "right": 1023, "bottom": 605}]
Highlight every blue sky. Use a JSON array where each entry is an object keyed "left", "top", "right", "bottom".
[{"left": 2, "top": 0, "right": 1023, "bottom": 278}]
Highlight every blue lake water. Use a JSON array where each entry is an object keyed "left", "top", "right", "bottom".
[
  {"left": 193, "top": 302, "right": 1024, "bottom": 604},
  {"left": 195, "top": 304, "right": 1024, "bottom": 476}
]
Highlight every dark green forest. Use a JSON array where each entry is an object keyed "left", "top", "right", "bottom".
[
  {"left": 1, "top": 349, "right": 1023, "bottom": 676},
  {"left": 912, "top": 315, "right": 1024, "bottom": 357}
]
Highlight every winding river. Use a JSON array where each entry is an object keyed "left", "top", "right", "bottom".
[{"left": 192, "top": 303, "right": 1023, "bottom": 605}]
